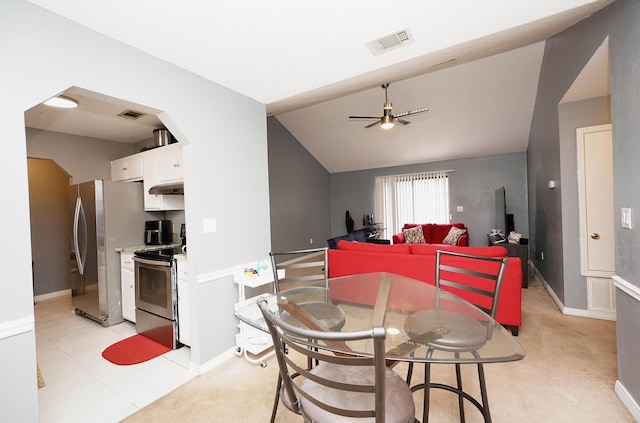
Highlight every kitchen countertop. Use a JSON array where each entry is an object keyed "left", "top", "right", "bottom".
[{"left": 115, "top": 243, "right": 183, "bottom": 254}]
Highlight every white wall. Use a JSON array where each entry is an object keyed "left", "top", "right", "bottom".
[{"left": 0, "top": 1, "right": 271, "bottom": 419}]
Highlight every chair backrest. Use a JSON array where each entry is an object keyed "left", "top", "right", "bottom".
[
  {"left": 435, "top": 249, "right": 508, "bottom": 319},
  {"left": 269, "top": 247, "right": 329, "bottom": 293},
  {"left": 257, "top": 297, "right": 389, "bottom": 421}
]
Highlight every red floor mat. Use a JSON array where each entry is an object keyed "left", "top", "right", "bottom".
[{"left": 102, "top": 334, "right": 170, "bottom": 365}]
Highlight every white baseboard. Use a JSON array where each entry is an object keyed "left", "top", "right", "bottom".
[
  {"left": 34, "top": 289, "right": 71, "bottom": 303},
  {"left": 615, "top": 380, "right": 640, "bottom": 422},
  {"left": 531, "top": 266, "right": 616, "bottom": 321},
  {"left": 190, "top": 347, "right": 237, "bottom": 375}
]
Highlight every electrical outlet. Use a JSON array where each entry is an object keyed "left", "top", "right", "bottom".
[
  {"left": 309, "top": 238, "right": 313, "bottom": 244},
  {"left": 541, "top": 251, "right": 544, "bottom": 261}
]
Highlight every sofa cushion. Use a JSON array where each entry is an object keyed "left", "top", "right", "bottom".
[
  {"left": 442, "top": 226, "right": 467, "bottom": 245},
  {"left": 431, "top": 223, "right": 465, "bottom": 243},
  {"left": 402, "top": 226, "right": 426, "bottom": 244},
  {"left": 337, "top": 240, "right": 411, "bottom": 254},
  {"left": 409, "top": 244, "right": 508, "bottom": 257}
]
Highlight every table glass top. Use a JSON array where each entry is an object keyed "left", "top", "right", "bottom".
[{"left": 234, "top": 272, "right": 525, "bottom": 364}]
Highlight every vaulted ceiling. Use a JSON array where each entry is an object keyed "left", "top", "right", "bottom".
[{"left": 24, "top": 0, "right": 614, "bottom": 172}]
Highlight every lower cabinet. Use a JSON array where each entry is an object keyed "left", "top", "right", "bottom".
[
  {"left": 120, "top": 252, "right": 136, "bottom": 322},
  {"left": 176, "top": 257, "right": 191, "bottom": 346}
]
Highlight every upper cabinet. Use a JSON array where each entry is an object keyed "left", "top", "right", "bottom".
[
  {"left": 111, "top": 143, "right": 184, "bottom": 211},
  {"left": 157, "top": 144, "right": 183, "bottom": 183},
  {"left": 111, "top": 153, "right": 144, "bottom": 182}
]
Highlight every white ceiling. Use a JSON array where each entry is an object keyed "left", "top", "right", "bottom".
[{"left": 24, "top": 0, "right": 614, "bottom": 171}]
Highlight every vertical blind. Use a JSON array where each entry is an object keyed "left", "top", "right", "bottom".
[{"left": 375, "top": 171, "right": 450, "bottom": 237}]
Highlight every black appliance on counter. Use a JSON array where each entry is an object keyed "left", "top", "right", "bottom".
[
  {"left": 145, "top": 220, "right": 173, "bottom": 245},
  {"left": 134, "top": 246, "right": 183, "bottom": 349}
]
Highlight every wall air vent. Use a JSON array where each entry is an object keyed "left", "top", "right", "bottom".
[
  {"left": 117, "top": 109, "right": 147, "bottom": 120},
  {"left": 365, "top": 28, "right": 414, "bottom": 56}
]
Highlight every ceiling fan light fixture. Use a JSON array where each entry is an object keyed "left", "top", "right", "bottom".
[
  {"left": 43, "top": 95, "right": 79, "bottom": 109},
  {"left": 381, "top": 115, "right": 395, "bottom": 129}
]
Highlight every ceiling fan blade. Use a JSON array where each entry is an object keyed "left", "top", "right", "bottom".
[
  {"left": 364, "top": 121, "right": 380, "bottom": 128},
  {"left": 396, "top": 119, "right": 411, "bottom": 125},
  {"left": 349, "top": 115, "right": 381, "bottom": 120},
  {"left": 392, "top": 107, "right": 429, "bottom": 119}
]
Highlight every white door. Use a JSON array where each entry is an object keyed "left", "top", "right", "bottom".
[
  {"left": 577, "top": 124, "right": 615, "bottom": 314},
  {"left": 577, "top": 124, "right": 615, "bottom": 276}
]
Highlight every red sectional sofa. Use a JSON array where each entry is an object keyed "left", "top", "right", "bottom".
[
  {"left": 392, "top": 223, "right": 469, "bottom": 246},
  {"left": 328, "top": 241, "right": 522, "bottom": 335}
]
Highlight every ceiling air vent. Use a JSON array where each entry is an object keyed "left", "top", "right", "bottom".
[
  {"left": 365, "top": 28, "right": 414, "bottom": 56},
  {"left": 117, "top": 109, "right": 147, "bottom": 120}
]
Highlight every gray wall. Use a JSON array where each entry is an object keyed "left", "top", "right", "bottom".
[
  {"left": 528, "top": 0, "right": 640, "bottom": 410},
  {"left": 330, "top": 152, "right": 529, "bottom": 247},
  {"left": 558, "top": 97, "right": 611, "bottom": 309},
  {"left": 26, "top": 128, "right": 136, "bottom": 184},
  {"left": 1, "top": 1, "right": 271, "bottom": 419},
  {"left": 268, "top": 117, "right": 331, "bottom": 251}
]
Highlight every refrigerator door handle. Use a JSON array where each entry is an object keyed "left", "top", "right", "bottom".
[{"left": 73, "top": 197, "right": 88, "bottom": 275}]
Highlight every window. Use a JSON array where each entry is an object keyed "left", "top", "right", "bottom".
[{"left": 375, "top": 171, "right": 450, "bottom": 237}]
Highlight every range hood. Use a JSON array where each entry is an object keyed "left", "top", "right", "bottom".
[{"left": 148, "top": 182, "right": 184, "bottom": 195}]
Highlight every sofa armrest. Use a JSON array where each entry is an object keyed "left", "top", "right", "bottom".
[
  {"left": 457, "top": 232, "right": 469, "bottom": 246},
  {"left": 392, "top": 232, "right": 405, "bottom": 244}
]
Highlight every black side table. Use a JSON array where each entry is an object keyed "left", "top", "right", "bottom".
[{"left": 488, "top": 235, "right": 529, "bottom": 288}]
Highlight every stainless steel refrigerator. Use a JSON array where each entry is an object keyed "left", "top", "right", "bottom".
[{"left": 69, "top": 180, "right": 154, "bottom": 326}]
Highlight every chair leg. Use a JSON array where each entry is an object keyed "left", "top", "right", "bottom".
[
  {"left": 406, "top": 361, "right": 414, "bottom": 385},
  {"left": 270, "top": 374, "right": 282, "bottom": 423},
  {"left": 455, "top": 363, "right": 466, "bottom": 423},
  {"left": 477, "top": 363, "right": 492, "bottom": 423},
  {"left": 422, "top": 363, "right": 431, "bottom": 423}
]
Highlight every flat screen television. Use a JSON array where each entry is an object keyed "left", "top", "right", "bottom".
[{"left": 494, "top": 187, "right": 507, "bottom": 235}]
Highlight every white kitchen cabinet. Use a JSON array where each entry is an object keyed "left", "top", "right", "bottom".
[
  {"left": 157, "top": 143, "right": 183, "bottom": 183},
  {"left": 176, "top": 256, "right": 191, "bottom": 346},
  {"left": 120, "top": 252, "right": 136, "bottom": 322},
  {"left": 142, "top": 145, "right": 185, "bottom": 211},
  {"left": 111, "top": 154, "right": 144, "bottom": 182}
]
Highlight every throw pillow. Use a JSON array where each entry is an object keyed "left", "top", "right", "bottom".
[
  {"left": 442, "top": 226, "right": 467, "bottom": 245},
  {"left": 403, "top": 226, "right": 426, "bottom": 244}
]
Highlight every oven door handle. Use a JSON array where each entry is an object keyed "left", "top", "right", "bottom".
[{"left": 133, "top": 257, "right": 173, "bottom": 267}]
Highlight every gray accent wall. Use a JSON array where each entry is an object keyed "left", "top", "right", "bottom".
[
  {"left": 268, "top": 117, "right": 331, "bottom": 252},
  {"left": 330, "top": 153, "right": 529, "bottom": 247},
  {"left": 528, "top": 0, "right": 640, "bottom": 412}
]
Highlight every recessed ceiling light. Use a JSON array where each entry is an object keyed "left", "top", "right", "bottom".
[{"left": 43, "top": 95, "right": 79, "bottom": 108}]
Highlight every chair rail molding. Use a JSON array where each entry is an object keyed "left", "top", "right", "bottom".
[
  {"left": 613, "top": 274, "right": 640, "bottom": 302},
  {"left": 0, "top": 315, "right": 35, "bottom": 341}
]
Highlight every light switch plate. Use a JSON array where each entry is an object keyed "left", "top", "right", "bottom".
[
  {"left": 456, "top": 206, "right": 464, "bottom": 212},
  {"left": 621, "top": 208, "right": 632, "bottom": 229},
  {"left": 203, "top": 218, "right": 217, "bottom": 233}
]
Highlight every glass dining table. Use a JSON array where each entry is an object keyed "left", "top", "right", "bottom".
[{"left": 234, "top": 271, "right": 525, "bottom": 422}]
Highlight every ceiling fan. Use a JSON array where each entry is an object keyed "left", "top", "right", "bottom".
[{"left": 349, "top": 83, "right": 429, "bottom": 129}]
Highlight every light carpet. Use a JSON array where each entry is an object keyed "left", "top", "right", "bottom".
[{"left": 122, "top": 276, "right": 634, "bottom": 422}]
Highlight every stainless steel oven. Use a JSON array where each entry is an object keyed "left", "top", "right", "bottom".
[{"left": 134, "top": 247, "right": 181, "bottom": 349}]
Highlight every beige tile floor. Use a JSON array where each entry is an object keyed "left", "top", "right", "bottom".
[{"left": 35, "top": 295, "right": 195, "bottom": 423}]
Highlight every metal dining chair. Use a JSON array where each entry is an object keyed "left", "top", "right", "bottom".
[
  {"left": 257, "top": 297, "right": 416, "bottom": 423},
  {"left": 405, "top": 249, "right": 508, "bottom": 423},
  {"left": 267, "top": 247, "right": 347, "bottom": 421},
  {"left": 269, "top": 247, "right": 346, "bottom": 332}
]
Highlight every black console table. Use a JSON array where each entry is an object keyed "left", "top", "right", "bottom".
[{"left": 488, "top": 235, "right": 529, "bottom": 288}]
